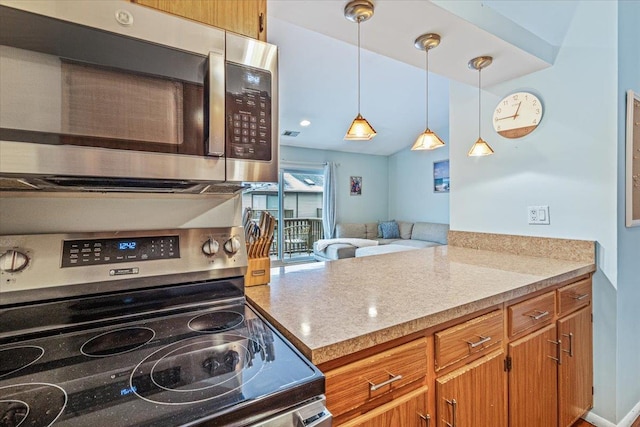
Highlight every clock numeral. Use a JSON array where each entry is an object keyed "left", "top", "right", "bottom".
[
  {"left": 533, "top": 100, "right": 537, "bottom": 106},
  {"left": 533, "top": 119, "right": 537, "bottom": 124},
  {"left": 496, "top": 107, "right": 502, "bottom": 114},
  {"left": 536, "top": 108, "right": 540, "bottom": 114},
  {"left": 497, "top": 125, "right": 501, "bottom": 130},
  {"left": 503, "top": 100, "right": 509, "bottom": 106},
  {"left": 513, "top": 94, "right": 519, "bottom": 101}
]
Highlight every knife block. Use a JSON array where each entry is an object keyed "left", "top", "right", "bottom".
[{"left": 245, "top": 257, "right": 271, "bottom": 287}]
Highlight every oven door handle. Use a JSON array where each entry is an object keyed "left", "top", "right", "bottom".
[{"left": 297, "top": 409, "right": 332, "bottom": 427}]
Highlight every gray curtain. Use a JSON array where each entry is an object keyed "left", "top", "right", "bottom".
[{"left": 322, "top": 162, "right": 337, "bottom": 239}]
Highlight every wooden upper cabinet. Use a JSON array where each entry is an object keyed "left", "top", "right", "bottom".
[{"left": 132, "top": 0, "right": 267, "bottom": 41}]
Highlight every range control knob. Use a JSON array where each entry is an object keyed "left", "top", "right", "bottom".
[
  {"left": 223, "top": 237, "right": 241, "bottom": 255},
  {"left": 0, "top": 250, "right": 29, "bottom": 273},
  {"left": 201, "top": 239, "right": 220, "bottom": 257}
]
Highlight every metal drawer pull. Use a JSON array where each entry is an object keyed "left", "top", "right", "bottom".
[
  {"left": 419, "top": 413, "right": 431, "bottom": 427},
  {"left": 466, "top": 335, "right": 491, "bottom": 349},
  {"left": 562, "top": 332, "right": 574, "bottom": 357},
  {"left": 527, "top": 310, "right": 549, "bottom": 321},
  {"left": 571, "top": 293, "right": 589, "bottom": 301},
  {"left": 547, "top": 339, "right": 562, "bottom": 365},
  {"left": 369, "top": 373, "right": 403, "bottom": 391},
  {"left": 444, "top": 399, "right": 457, "bottom": 427}
]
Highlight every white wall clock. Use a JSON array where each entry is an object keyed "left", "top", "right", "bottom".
[{"left": 492, "top": 91, "right": 543, "bottom": 138}]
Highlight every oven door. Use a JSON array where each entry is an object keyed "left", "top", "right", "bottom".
[{"left": 0, "top": 0, "right": 227, "bottom": 182}]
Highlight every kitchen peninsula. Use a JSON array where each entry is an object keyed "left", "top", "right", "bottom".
[{"left": 246, "top": 232, "right": 596, "bottom": 427}]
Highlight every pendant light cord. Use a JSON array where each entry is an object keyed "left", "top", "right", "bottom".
[
  {"left": 357, "top": 19, "right": 361, "bottom": 115},
  {"left": 478, "top": 67, "right": 482, "bottom": 138},
  {"left": 425, "top": 49, "right": 429, "bottom": 129}
]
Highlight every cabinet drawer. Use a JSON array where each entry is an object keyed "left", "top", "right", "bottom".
[
  {"left": 557, "top": 278, "right": 591, "bottom": 316},
  {"left": 508, "top": 291, "right": 555, "bottom": 337},
  {"left": 434, "top": 310, "right": 503, "bottom": 372},
  {"left": 325, "top": 338, "right": 427, "bottom": 419}
]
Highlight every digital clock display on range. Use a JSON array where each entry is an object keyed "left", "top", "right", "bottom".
[
  {"left": 118, "top": 241, "right": 137, "bottom": 250},
  {"left": 62, "top": 235, "right": 179, "bottom": 268}
]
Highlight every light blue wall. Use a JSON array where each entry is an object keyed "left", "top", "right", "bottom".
[
  {"left": 388, "top": 126, "right": 450, "bottom": 224},
  {"left": 280, "top": 145, "right": 390, "bottom": 223},
  {"left": 617, "top": 0, "right": 640, "bottom": 421},
  {"left": 449, "top": 1, "right": 620, "bottom": 423}
]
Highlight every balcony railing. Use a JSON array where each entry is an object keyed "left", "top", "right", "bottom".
[{"left": 265, "top": 217, "right": 324, "bottom": 257}]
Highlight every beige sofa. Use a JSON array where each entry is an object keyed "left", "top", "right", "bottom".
[{"left": 313, "top": 221, "right": 449, "bottom": 261}]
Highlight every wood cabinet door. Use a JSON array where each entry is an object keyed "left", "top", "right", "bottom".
[
  {"left": 341, "top": 386, "right": 429, "bottom": 427},
  {"left": 508, "top": 324, "right": 558, "bottom": 427},
  {"left": 558, "top": 307, "right": 593, "bottom": 427},
  {"left": 133, "top": 0, "right": 266, "bottom": 40},
  {"left": 436, "top": 351, "right": 507, "bottom": 427}
]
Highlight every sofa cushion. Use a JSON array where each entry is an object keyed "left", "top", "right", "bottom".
[
  {"left": 393, "top": 240, "right": 441, "bottom": 249},
  {"left": 411, "top": 222, "right": 449, "bottom": 244},
  {"left": 397, "top": 221, "right": 414, "bottom": 240},
  {"left": 336, "top": 223, "right": 367, "bottom": 239},
  {"left": 380, "top": 221, "right": 400, "bottom": 239},
  {"left": 355, "top": 244, "right": 418, "bottom": 257},
  {"left": 364, "top": 222, "right": 379, "bottom": 240},
  {"left": 313, "top": 242, "right": 357, "bottom": 260}
]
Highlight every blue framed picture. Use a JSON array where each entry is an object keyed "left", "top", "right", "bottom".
[{"left": 433, "top": 160, "right": 450, "bottom": 193}]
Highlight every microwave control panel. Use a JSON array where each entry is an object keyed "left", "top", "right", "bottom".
[{"left": 225, "top": 62, "right": 272, "bottom": 161}]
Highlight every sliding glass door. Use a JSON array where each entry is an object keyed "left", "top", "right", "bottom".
[{"left": 242, "top": 167, "right": 324, "bottom": 264}]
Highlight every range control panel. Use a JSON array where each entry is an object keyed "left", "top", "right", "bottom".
[
  {"left": 61, "top": 236, "right": 179, "bottom": 268},
  {"left": 0, "top": 227, "right": 248, "bottom": 303}
]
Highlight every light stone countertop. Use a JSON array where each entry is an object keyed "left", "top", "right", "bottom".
[{"left": 245, "top": 245, "right": 595, "bottom": 365}]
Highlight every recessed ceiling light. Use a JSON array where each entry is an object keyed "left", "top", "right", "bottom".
[{"left": 300, "top": 119, "right": 311, "bottom": 127}]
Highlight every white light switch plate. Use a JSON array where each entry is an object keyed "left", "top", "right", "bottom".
[{"left": 528, "top": 205, "right": 550, "bottom": 225}]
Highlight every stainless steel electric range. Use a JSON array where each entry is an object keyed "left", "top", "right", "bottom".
[{"left": 0, "top": 228, "right": 330, "bottom": 427}]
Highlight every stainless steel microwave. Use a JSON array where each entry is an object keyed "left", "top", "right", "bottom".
[{"left": 0, "top": 0, "right": 278, "bottom": 193}]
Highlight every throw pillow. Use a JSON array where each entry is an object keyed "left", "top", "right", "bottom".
[
  {"left": 378, "top": 220, "right": 395, "bottom": 238},
  {"left": 380, "top": 221, "right": 400, "bottom": 239}
]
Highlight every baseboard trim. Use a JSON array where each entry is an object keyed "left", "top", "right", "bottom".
[{"left": 585, "top": 400, "right": 640, "bottom": 427}]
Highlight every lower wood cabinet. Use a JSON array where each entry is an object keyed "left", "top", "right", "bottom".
[
  {"left": 325, "top": 276, "right": 592, "bottom": 427},
  {"left": 508, "top": 324, "right": 559, "bottom": 427},
  {"left": 436, "top": 351, "right": 507, "bottom": 427},
  {"left": 341, "top": 387, "right": 430, "bottom": 427},
  {"left": 558, "top": 306, "right": 593, "bottom": 427}
]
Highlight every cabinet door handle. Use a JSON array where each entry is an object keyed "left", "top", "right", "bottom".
[
  {"left": 259, "top": 13, "right": 264, "bottom": 33},
  {"left": 444, "top": 399, "right": 457, "bottom": 427},
  {"left": 419, "top": 413, "right": 431, "bottom": 427},
  {"left": 527, "top": 310, "right": 549, "bottom": 321},
  {"left": 562, "top": 332, "right": 574, "bottom": 357},
  {"left": 466, "top": 335, "right": 491, "bottom": 349},
  {"left": 571, "top": 293, "right": 589, "bottom": 301},
  {"left": 369, "top": 373, "right": 403, "bottom": 391},
  {"left": 547, "top": 339, "right": 562, "bottom": 365}
]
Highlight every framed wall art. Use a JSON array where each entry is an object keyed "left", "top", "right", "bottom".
[
  {"left": 433, "top": 160, "right": 450, "bottom": 193},
  {"left": 350, "top": 176, "right": 362, "bottom": 196},
  {"left": 626, "top": 90, "right": 640, "bottom": 227}
]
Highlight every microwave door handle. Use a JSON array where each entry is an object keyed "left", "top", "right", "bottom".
[{"left": 207, "top": 51, "right": 225, "bottom": 157}]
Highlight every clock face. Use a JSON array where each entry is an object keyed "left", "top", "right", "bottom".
[{"left": 492, "top": 91, "right": 543, "bottom": 138}]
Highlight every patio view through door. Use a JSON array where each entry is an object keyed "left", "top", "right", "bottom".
[{"left": 241, "top": 167, "right": 325, "bottom": 264}]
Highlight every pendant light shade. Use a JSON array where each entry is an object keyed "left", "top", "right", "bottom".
[
  {"left": 468, "top": 56, "right": 494, "bottom": 157},
  {"left": 344, "top": 0, "right": 376, "bottom": 141},
  {"left": 411, "top": 33, "right": 445, "bottom": 151}
]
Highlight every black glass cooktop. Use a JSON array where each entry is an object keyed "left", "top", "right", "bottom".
[{"left": 0, "top": 281, "right": 324, "bottom": 426}]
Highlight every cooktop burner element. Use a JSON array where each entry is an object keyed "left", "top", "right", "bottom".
[
  {"left": 0, "top": 346, "right": 44, "bottom": 379},
  {"left": 81, "top": 327, "right": 156, "bottom": 358},
  {"left": 188, "top": 311, "right": 244, "bottom": 333},
  {"left": 0, "top": 383, "right": 66, "bottom": 427}
]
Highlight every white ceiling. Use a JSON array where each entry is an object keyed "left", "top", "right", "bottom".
[{"left": 267, "top": 0, "right": 572, "bottom": 156}]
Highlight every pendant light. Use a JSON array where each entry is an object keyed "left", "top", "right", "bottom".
[
  {"left": 411, "top": 33, "right": 445, "bottom": 151},
  {"left": 344, "top": 0, "right": 376, "bottom": 141},
  {"left": 467, "top": 56, "right": 494, "bottom": 156}
]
